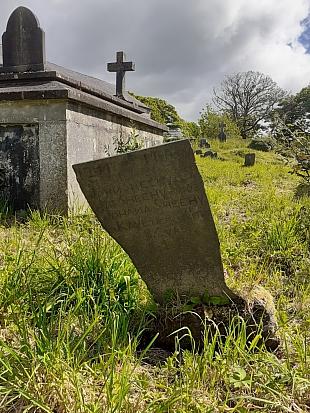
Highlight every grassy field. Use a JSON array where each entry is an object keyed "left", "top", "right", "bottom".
[{"left": 0, "top": 138, "right": 309, "bottom": 412}]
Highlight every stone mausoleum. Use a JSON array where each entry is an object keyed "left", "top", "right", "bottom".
[{"left": 0, "top": 7, "right": 166, "bottom": 212}]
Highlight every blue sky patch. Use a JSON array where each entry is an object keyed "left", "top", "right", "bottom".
[{"left": 299, "top": 15, "right": 310, "bottom": 53}]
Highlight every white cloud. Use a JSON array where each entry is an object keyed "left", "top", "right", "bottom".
[{"left": 1, "top": 0, "right": 309, "bottom": 120}]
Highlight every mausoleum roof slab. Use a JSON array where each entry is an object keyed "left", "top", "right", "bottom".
[
  {"left": 0, "top": 78, "right": 167, "bottom": 131},
  {"left": 0, "top": 62, "right": 150, "bottom": 114}
]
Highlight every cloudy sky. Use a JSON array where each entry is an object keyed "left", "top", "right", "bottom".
[{"left": 1, "top": 0, "right": 310, "bottom": 121}]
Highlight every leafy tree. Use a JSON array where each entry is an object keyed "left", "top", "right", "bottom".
[
  {"left": 198, "top": 105, "right": 241, "bottom": 140},
  {"left": 212, "top": 71, "right": 287, "bottom": 139},
  {"left": 180, "top": 120, "right": 201, "bottom": 139},
  {"left": 271, "top": 86, "right": 310, "bottom": 185},
  {"left": 273, "top": 85, "right": 310, "bottom": 136},
  {"left": 131, "top": 93, "right": 200, "bottom": 139},
  {"left": 277, "top": 118, "right": 310, "bottom": 185},
  {"left": 132, "top": 94, "right": 181, "bottom": 126}
]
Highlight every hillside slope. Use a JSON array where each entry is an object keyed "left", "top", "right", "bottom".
[{"left": 0, "top": 139, "right": 309, "bottom": 412}]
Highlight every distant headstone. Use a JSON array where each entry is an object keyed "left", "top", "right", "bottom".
[
  {"left": 165, "top": 122, "right": 183, "bottom": 141},
  {"left": 199, "top": 138, "right": 210, "bottom": 149},
  {"left": 107, "top": 51, "right": 135, "bottom": 99},
  {"left": 166, "top": 128, "right": 183, "bottom": 140},
  {"left": 73, "top": 140, "right": 236, "bottom": 304},
  {"left": 218, "top": 121, "right": 227, "bottom": 142},
  {"left": 201, "top": 150, "right": 217, "bottom": 159},
  {"left": 1, "top": 7, "right": 46, "bottom": 72},
  {"left": 244, "top": 153, "right": 256, "bottom": 167}
]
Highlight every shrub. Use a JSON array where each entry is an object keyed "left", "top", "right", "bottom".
[
  {"left": 248, "top": 136, "right": 276, "bottom": 152},
  {"left": 198, "top": 106, "right": 242, "bottom": 141},
  {"left": 272, "top": 116, "right": 310, "bottom": 185}
]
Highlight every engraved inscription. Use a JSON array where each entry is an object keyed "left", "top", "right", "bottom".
[{"left": 73, "top": 140, "right": 235, "bottom": 303}]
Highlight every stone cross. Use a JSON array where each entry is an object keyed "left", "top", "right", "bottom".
[
  {"left": 1, "top": 7, "right": 46, "bottom": 73},
  {"left": 107, "top": 51, "right": 135, "bottom": 99},
  {"left": 73, "top": 140, "right": 237, "bottom": 304}
]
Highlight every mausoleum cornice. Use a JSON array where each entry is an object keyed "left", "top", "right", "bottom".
[
  {"left": 0, "top": 62, "right": 148, "bottom": 109},
  {"left": 0, "top": 79, "right": 167, "bottom": 131}
]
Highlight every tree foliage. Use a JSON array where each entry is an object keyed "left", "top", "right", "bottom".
[
  {"left": 131, "top": 93, "right": 200, "bottom": 139},
  {"left": 212, "top": 71, "right": 287, "bottom": 138},
  {"left": 275, "top": 118, "right": 310, "bottom": 184},
  {"left": 180, "top": 120, "right": 201, "bottom": 139},
  {"left": 273, "top": 85, "right": 310, "bottom": 136},
  {"left": 272, "top": 85, "right": 310, "bottom": 184},
  {"left": 132, "top": 94, "right": 181, "bottom": 126},
  {"left": 198, "top": 106, "right": 241, "bottom": 140}
]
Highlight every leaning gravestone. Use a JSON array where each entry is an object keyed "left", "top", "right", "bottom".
[
  {"left": 73, "top": 140, "right": 278, "bottom": 350},
  {"left": 73, "top": 140, "right": 237, "bottom": 304}
]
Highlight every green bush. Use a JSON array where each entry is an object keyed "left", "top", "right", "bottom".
[
  {"left": 248, "top": 136, "right": 276, "bottom": 152},
  {"left": 272, "top": 116, "right": 310, "bottom": 185},
  {"left": 198, "top": 106, "right": 241, "bottom": 140}
]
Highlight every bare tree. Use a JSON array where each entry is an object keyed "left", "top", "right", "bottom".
[{"left": 213, "top": 71, "right": 287, "bottom": 138}]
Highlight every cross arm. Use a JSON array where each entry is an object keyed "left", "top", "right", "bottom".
[{"left": 107, "top": 61, "right": 135, "bottom": 72}]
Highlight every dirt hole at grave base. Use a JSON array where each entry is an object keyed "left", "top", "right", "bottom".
[{"left": 138, "top": 299, "right": 280, "bottom": 365}]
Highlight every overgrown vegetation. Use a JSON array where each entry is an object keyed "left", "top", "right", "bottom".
[
  {"left": 198, "top": 106, "right": 241, "bottom": 141},
  {"left": 104, "top": 126, "right": 143, "bottom": 156},
  {"left": 0, "top": 138, "right": 309, "bottom": 412},
  {"left": 275, "top": 121, "right": 310, "bottom": 185},
  {"left": 131, "top": 93, "right": 201, "bottom": 139},
  {"left": 271, "top": 85, "right": 310, "bottom": 187}
]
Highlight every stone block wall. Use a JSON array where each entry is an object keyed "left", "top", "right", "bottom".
[
  {"left": 66, "top": 103, "right": 163, "bottom": 210},
  {"left": 0, "top": 100, "right": 67, "bottom": 211},
  {"left": 0, "top": 98, "right": 164, "bottom": 213}
]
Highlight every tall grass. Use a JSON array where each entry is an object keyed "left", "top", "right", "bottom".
[{"left": 0, "top": 138, "right": 309, "bottom": 412}]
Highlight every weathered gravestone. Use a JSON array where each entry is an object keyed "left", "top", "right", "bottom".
[
  {"left": 218, "top": 121, "right": 227, "bottom": 142},
  {"left": 244, "top": 153, "right": 256, "bottom": 167},
  {"left": 73, "top": 140, "right": 278, "bottom": 350},
  {"left": 73, "top": 139, "right": 237, "bottom": 304},
  {"left": 199, "top": 138, "right": 210, "bottom": 149},
  {"left": 1, "top": 6, "right": 45, "bottom": 72},
  {"left": 201, "top": 150, "right": 217, "bottom": 159}
]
